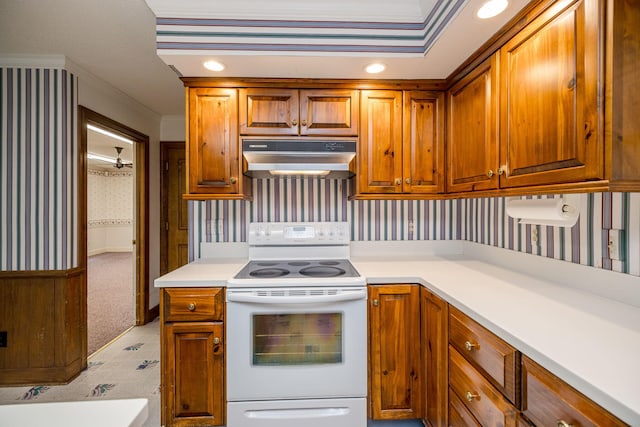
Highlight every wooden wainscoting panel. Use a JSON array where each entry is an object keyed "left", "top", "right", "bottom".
[{"left": 0, "top": 268, "right": 86, "bottom": 385}]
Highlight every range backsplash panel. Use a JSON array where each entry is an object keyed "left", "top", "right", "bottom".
[{"left": 191, "top": 179, "right": 640, "bottom": 277}]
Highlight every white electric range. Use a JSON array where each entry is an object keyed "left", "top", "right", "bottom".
[{"left": 226, "top": 222, "right": 367, "bottom": 427}]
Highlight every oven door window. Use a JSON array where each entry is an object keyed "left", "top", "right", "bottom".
[{"left": 253, "top": 313, "right": 342, "bottom": 365}]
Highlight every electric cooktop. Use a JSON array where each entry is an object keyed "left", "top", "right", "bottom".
[{"left": 233, "top": 259, "right": 360, "bottom": 280}]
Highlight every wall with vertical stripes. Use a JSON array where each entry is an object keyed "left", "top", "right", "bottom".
[
  {"left": 0, "top": 67, "right": 78, "bottom": 271},
  {"left": 191, "top": 178, "right": 640, "bottom": 277}
]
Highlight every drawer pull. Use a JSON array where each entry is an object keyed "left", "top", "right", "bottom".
[
  {"left": 465, "top": 391, "right": 479, "bottom": 402},
  {"left": 464, "top": 341, "right": 477, "bottom": 352},
  {"left": 213, "top": 337, "right": 220, "bottom": 345},
  {"left": 188, "top": 303, "right": 196, "bottom": 311},
  {"left": 557, "top": 421, "right": 573, "bottom": 427}
]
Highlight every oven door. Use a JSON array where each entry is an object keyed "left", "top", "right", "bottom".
[{"left": 226, "top": 286, "right": 367, "bottom": 401}]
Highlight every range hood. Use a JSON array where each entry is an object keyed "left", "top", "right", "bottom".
[{"left": 242, "top": 139, "right": 356, "bottom": 179}]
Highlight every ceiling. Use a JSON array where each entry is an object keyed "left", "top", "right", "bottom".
[
  {"left": 1, "top": 0, "right": 530, "bottom": 118},
  {"left": 87, "top": 127, "right": 135, "bottom": 171}
]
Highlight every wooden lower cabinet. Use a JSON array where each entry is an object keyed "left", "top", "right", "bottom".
[
  {"left": 521, "top": 356, "right": 627, "bottom": 427},
  {"left": 449, "top": 346, "right": 518, "bottom": 427},
  {"left": 368, "top": 284, "right": 422, "bottom": 419},
  {"left": 161, "top": 288, "right": 225, "bottom": 427},
  {"left": 421, "top": 288, "right": 448, "bottom": 427}
]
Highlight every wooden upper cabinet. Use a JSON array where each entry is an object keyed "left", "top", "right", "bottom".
[
  {"left": 447, "top": 54, "right": 499, "bottom": 193},
  {"left": 499, "top": 0, "right": 602, "bottom": 188},
  {"left": 186, "top": 88, "right": 250, "bottom": 199},
  {"left": 239, "top": 88, "right": 299, "bottom": 135},
  {"left": 359, "top": 90, "right": 404, "bottom": 193},
  {"left": 369, "top": 284, "right": 423, "bottom": 420},
  {"left": 403, "top": 91, "right": 445, "bottom": 194},
  {"left": 300, "top": 89, "right": 359, "bottom": 135},
  {"left": 239, "top": 88, "right": 358, "bottom": 136},
  {"left": 359, "top": 90, "right": 443, "bottom": 195}
]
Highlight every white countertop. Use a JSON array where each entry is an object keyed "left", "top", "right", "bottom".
[
  {"left": 154, "top": 241, "right": 640, "bottom": 425},
  {"left": 0, "top": 398, "right": 148, "bottom": 427}
]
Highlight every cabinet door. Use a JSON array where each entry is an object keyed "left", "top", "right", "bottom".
[
  {"left": 239, "top": 88, "right": 299, "bottom": 135},
  {"left": 403, "top": 91, "right": 445, "bottom": 193},
  {"left": 188, "top": 88, "right": 240, "bottom": 194},
  {"left": 421, "top": 288, "right": 448, "bottom": 427},
  {"left": 359, "top": 90, "right": 403, "bottom": 193},
  {"left": 299, "top": 89, "right": 359, "bottom": 136},
  {"left": 447, "top": 54, "right": 499, "bottom": 193},
  {"left": 165, "top": 322, "right": 225, "bottom": 427},
  {"left": 369, "top": 284, "right": 422, "bottom": 420},
  {"left": 499, "top": 0, "right": 601, "bottom": 188}
]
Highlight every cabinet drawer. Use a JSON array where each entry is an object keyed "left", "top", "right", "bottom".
[
  {"left": 163, "top": 288, "right": 224, "bottom": 322},
  {"left": 522, "top": 356, "right": 627, "bottom": 427},
  {"left": 449, "top": 387, "right": 481, "bottom": 426},
  {"left": 449, "top": 346, "right": 518, "bottom": 427},
  {"left": 449, "top": 306, "right": 520, "bottom": 404}
]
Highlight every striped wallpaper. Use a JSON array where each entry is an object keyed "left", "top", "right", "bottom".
[
  {"left": 0, "top": 67, "right": 78, "bottom": 271},
  {"left": 191, "top": 178, "right": 640, "bottom": 277}
]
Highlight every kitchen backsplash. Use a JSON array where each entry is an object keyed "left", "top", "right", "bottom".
[
  {"left": 0, "top": 67, "right": 78, "bottom": 271},
  {"left": 191, "top": 178, "right": 640, "bottom": 277}
]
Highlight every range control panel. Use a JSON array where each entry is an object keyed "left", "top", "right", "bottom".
[{"left": 249, "top": 222, "right": 350, "bottom": 246}]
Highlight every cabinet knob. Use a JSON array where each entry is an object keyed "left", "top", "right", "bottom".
[
  {"left": 395, "top": 178, "right": 402, "bottom": 185},
  {"left": 292, "top": 119, "right": 298, "bottom": 126},
  {"left": 465, "top": 391, "right": 479, "bottom": 402},
  {"left": 188, "top": 303, "right": 196, "bottom": 312},
  {"left": 405, "top": 178, "right": 411, "bottom": 184},
  {"left": 498, "top": 165, "right": 506, "bottom": 175},
  {"left": 373, "top": 299, "right": 379, "bottom": 307},
  {"left": 301, "top": 119, "right": 307, "bottom": 127},
  {"left": 230, "top": 177, "right": 237, "bottom": 184},
  {"left": 487, "top": 169, "right": 494, "bottom": 178},
  {"left": 213, "top": 337, "right": 220, "bottom": 345},
  {"left": 557, "top": 421, "right": 573, "bottom": 427},
  {"left": 464, "top": 341, "right": 477, "bottom": 352}
]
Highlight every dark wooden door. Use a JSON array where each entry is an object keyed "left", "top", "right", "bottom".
[{"left": 161, "top": 142, "right": 189, "bottom": 274}]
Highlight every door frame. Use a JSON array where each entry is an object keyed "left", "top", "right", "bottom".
[
  {"left": 78, "top": 106, "right": 151, "bottom": 326},
  {"left": 160, "top": 140, "right": 186, "bottom": 275}
]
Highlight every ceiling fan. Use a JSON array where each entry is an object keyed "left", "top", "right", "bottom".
[{"left": 114, "top": 146, "right": 133, "bottom": 169}]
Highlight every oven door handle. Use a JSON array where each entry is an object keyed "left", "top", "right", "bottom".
[{"left": 227, "top": 289, "right": 366, "bottom": 304}]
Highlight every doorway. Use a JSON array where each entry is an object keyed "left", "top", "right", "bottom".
[{"left": 79, "top": 107, "right": 150, "bottom": 356}]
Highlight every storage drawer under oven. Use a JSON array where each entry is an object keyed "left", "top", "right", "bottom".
[{"left": 163, "top": 288, "right": 224, "bottom": 322}]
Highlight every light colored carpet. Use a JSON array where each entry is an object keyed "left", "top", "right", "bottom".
[{"left": 87, "top": 252, "right": 136, "bottom": 355}]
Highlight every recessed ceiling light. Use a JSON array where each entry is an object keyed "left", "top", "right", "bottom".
[
  {"left": 203, "top": 60, "right": 225, "bottom": 72},
  {"left": 477, "top": 0, "right": 509, "bottom": 19},
  {"left": 365, "top": 63, "right": 386, "bottom": 74}
]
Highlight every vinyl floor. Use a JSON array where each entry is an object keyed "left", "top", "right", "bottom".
[{"left": 0, "top": 318, "right": 161, "bottom": 427}]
